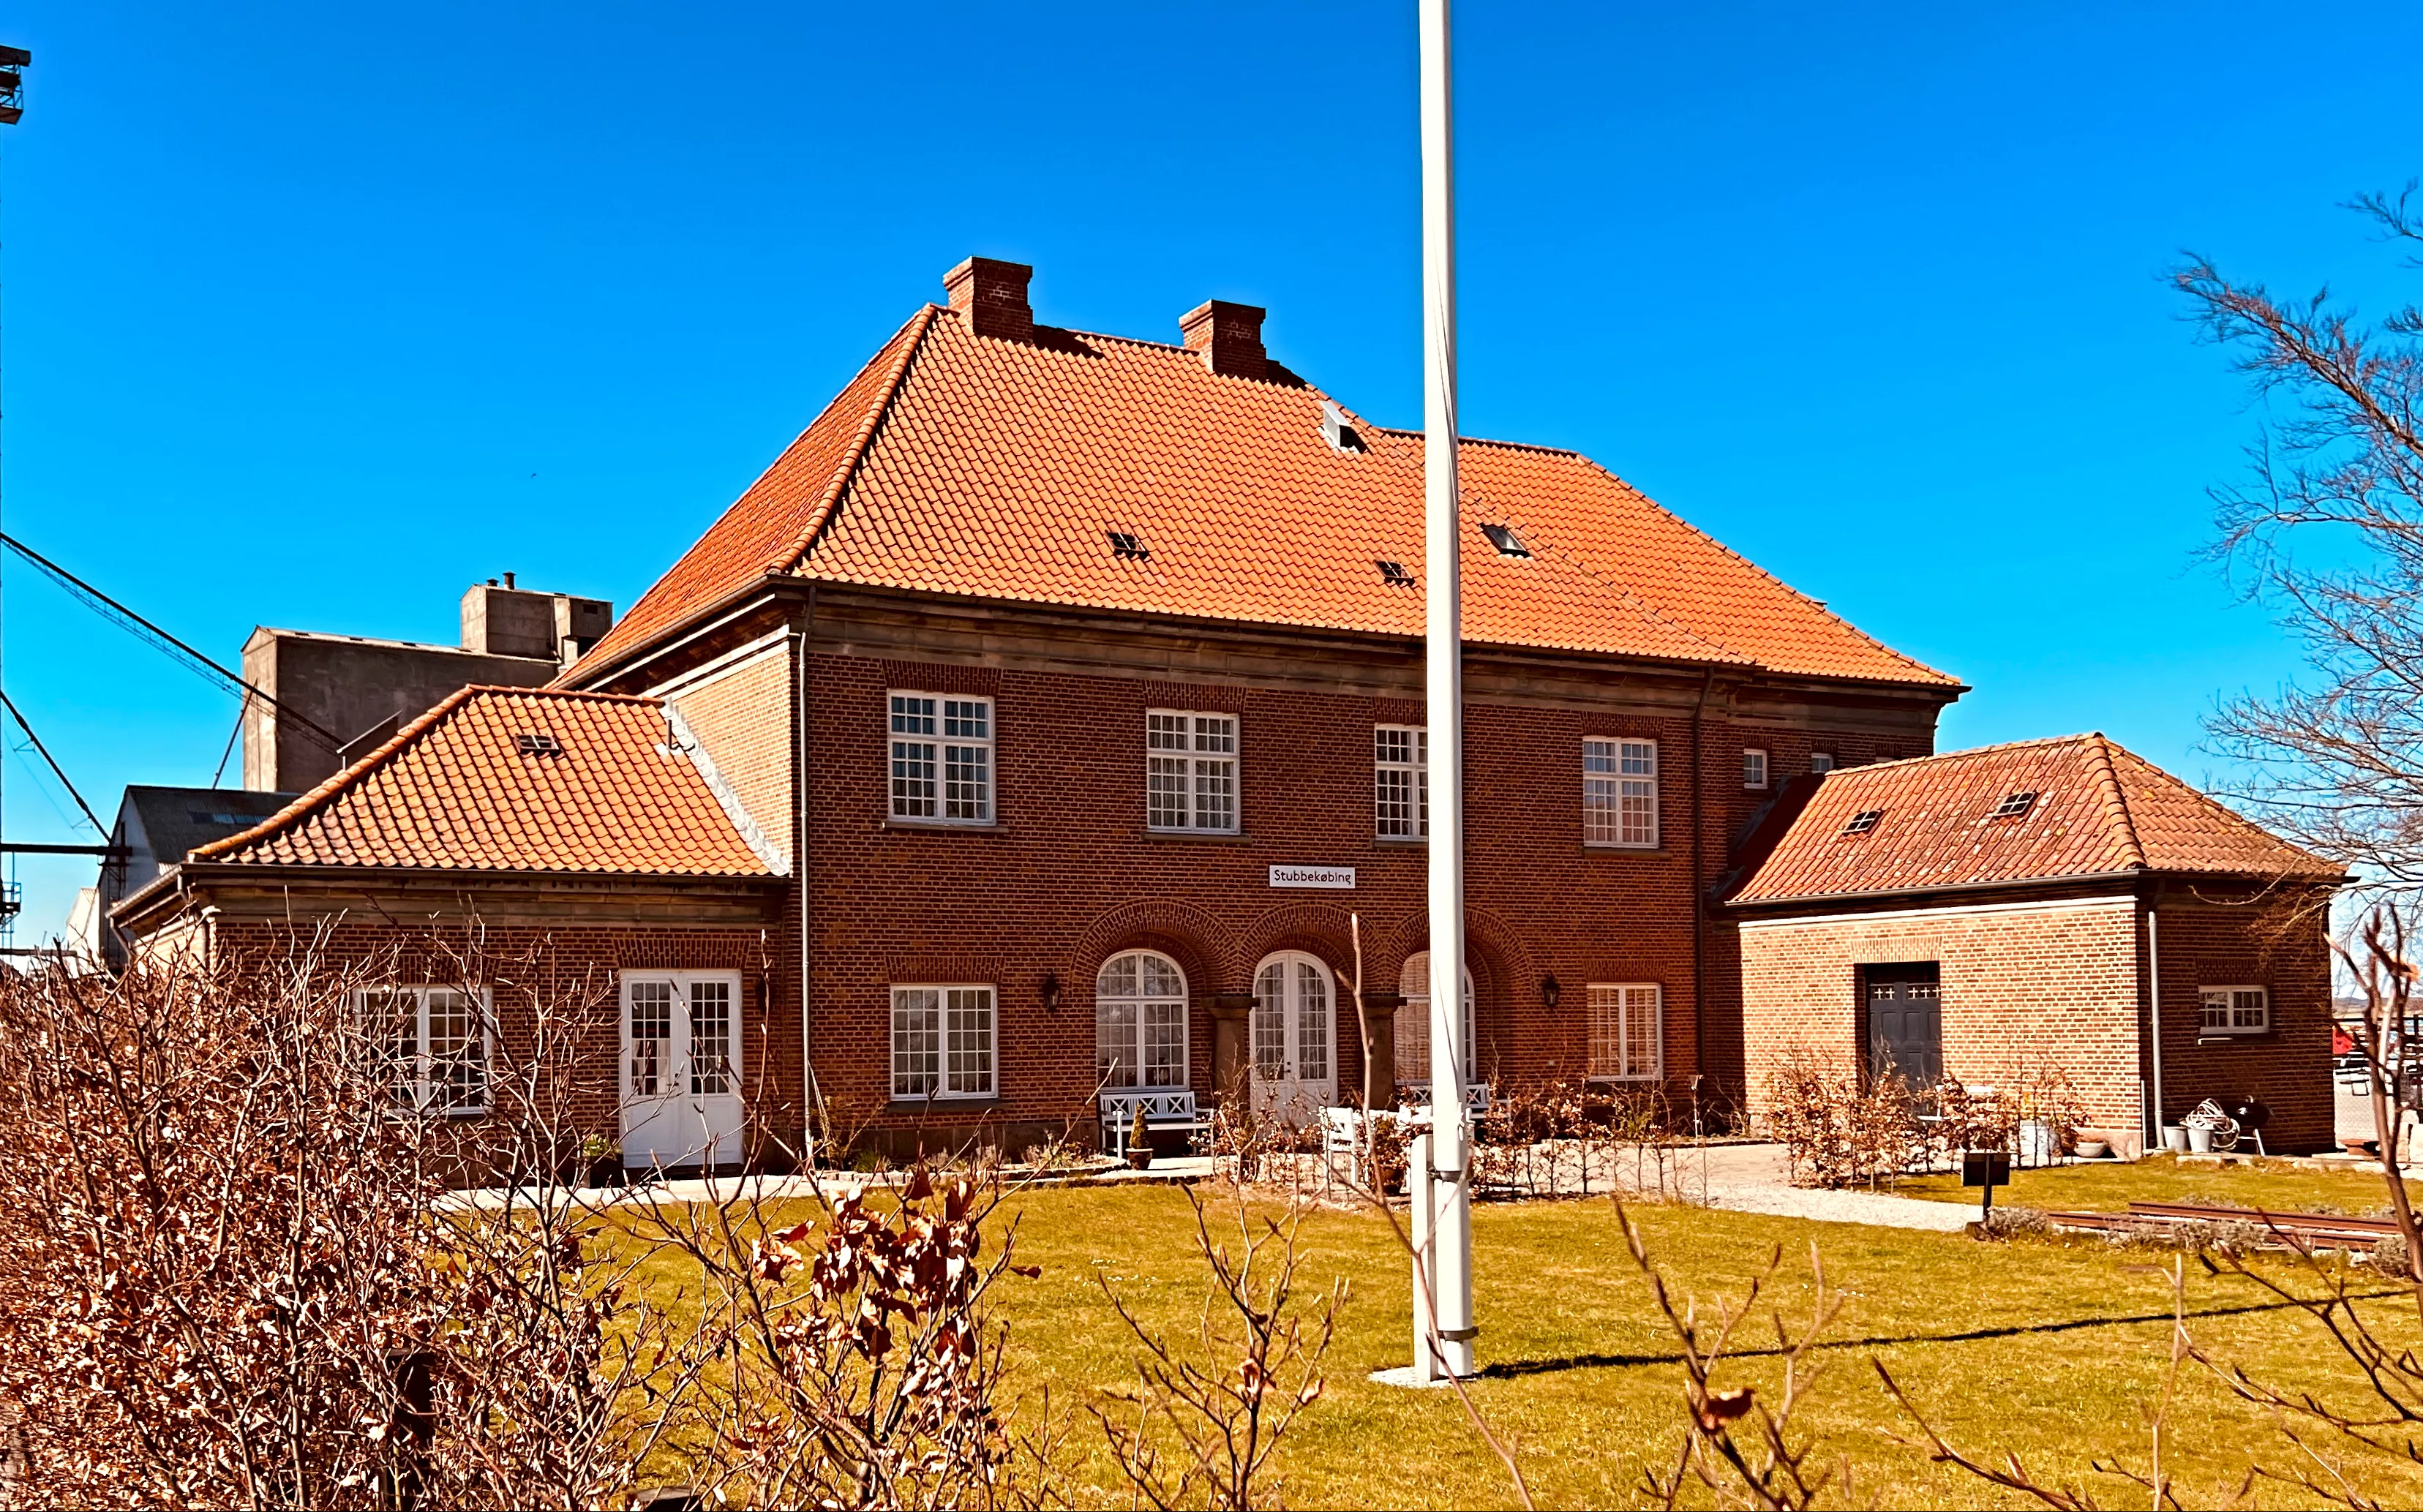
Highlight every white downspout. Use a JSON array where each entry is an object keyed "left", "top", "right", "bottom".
[{"left": 2147, "top": 903, "right": 2163, "bottom": 1151}]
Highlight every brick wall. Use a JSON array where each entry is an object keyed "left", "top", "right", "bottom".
[
  {"left": 2150, "top": 884, "right": 2334, "bottom": 1154},
  {"left": 666, "top": 644, "right": 795, "bottom": 872},
  {"left": 1740, "top": 894, "right": 2148, "bottom": 1150},
  {"left": 1738, "top": 884, "right": 2337, "bottom": 1155},
  {"left": 209, "top": 915, "right": 806, "bottom": 1177},
  {"left": 796, "top": 649, "right": 1936, "bottom": 1143}
]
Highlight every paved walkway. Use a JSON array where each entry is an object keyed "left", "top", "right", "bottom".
[
  {"left": 1609, "top": 1142, "right": 1977, "bottom": 1233},
  {"left": 443, "top": 1146, "right": 1978, "bottom": 1235}
]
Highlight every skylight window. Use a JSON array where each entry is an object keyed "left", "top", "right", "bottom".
[
  {"left": 1480, "top": 523, "right": 1530, "bottom": 558},
  {"left": 1376, "top": 560, "right": 1416, "bottom": 587},
  {"left": 1989, "top": 791, "right": 2038, "bottom": 820},
  {"left": 1841, "top": 808, "right": 1884, "bottom": 836},
  {"left": 1107, "top": 530, "right": 1150, "bottom": 561},
  {"left": 516, "top": 733, "right": 563, "bottom": 757}
]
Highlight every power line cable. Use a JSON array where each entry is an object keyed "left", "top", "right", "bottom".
[
  {"left": 0, "top": 688, "right": 99, "bottom": 835},
  {"left": 0, "top": 532, "right": 344, "bottom": 755}
]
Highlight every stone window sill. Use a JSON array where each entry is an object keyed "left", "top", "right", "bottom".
[
  {"left": 882, "top": 820, "right": 1010, "bottom": 835},
  {"left": 1582, "top": 844, "right": 1672, "bottom": 859},
  {"left": 1141, "top": 829, "right": 1253, "bottom": 843}
]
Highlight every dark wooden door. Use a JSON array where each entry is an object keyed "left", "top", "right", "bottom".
[{"left": 1868, "top": 979, "right": 1942, "bottom": 1084}]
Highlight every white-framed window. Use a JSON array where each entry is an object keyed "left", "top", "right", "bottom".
[
  {"left": 1395, "top": 952, "right": 1476, "bottom": 1085},
  {"left": 2200, "top": 985, "right": 2270, "bottom": 1037},
  {"left": 1096, "top": 950, "right": 1190, "bottom": 1089},
  {"left": 1587, "top": 983, "right": 1661, "bottom": 1081},
  {"left": 889, "top": 692, "right": 993, "bottom": 824},
  {"left": 364, "top": 985, "right": 492, "bottom": 1115},
  {"left": 1147, "top": 710, "right": 1239, "bottom": 832},
  {"left": 1375, "top": 724, "right": 1428, "bottom": 839},
  {"left": 1743, "top": 748, "right": 1768, "bottom": 791},
  {"left": 1809, "top": 751, "right": 1836, "bottom": 774},
  {"left": 1583, "top": 737, "right": 1659, "bottom": 848},
  {"left": 890, "top": 985, "right": 996, "bottom": 1098}
]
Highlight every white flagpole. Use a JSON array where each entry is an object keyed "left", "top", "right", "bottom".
[{"left": 1417, "top": 0, "right": 1475, "bottom": 1384}]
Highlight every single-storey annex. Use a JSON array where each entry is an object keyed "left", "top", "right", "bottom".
[{"left": 1723, "top": 734, "right": 2343, "bottom": 1155}]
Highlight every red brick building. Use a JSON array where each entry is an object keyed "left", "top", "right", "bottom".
[
  {"left": 1724, "top": 734, "right": 2344, "bottom": 1155},
  {"left": 112, "top": 257, "right": 2341, "bottom": 1166}
]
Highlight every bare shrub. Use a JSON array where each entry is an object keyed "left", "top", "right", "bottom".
[
  {"left": 1768, "top": 1052, "right": 2087, "bottom": 1189},
  {"left": 1765, "top": 1051, "right": 1923, "bottom": 1189},
  {"left": 0, "top": 942, "right": 676, "bottom": 1508},
  {"left": 1092, "top": 1185, "right": 1342, "bottom": 1511},
  {"left": 626, "top": 1167, "right": 1037, "bottom": 1510},
  {"left": 2371, "top": 1233, "right": 2410, "bottom": 1278},
  {"left": 1976, "top": 1206, "right": 2053, "bottom": 1241},
  {"left": 1616, "top": 1199, "right": 1849, "bottom": 1511}
]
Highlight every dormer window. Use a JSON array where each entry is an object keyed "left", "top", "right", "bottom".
[
  {"left": 1321, "top": 400, "right": 1364, "bottom": 454},
  {"left": 1107, "top": 530, "right": 1150, "bottom": 561},
  {"left": 1988, "top": 791, "right": 2038, "bottom": 821},
  {"left": 1841, "top": 808, "right": 1884, "bottom": 837}
]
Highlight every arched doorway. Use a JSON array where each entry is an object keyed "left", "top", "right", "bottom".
[{"left": 1251, "top": 950, "right": 1336, "bottom": 1123}]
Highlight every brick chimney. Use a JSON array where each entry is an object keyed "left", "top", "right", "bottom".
[
  {"left": 1179, "top": 300, "right": 1267, "bottom": 380},
  {"left": 944, "top": 257, "right": 1035, "bottom": 342}
]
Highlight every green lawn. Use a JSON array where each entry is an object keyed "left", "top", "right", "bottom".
[
  {"left": 1893, "top": 1152, "right": 2413, "bottom": 1216},
  {"left": 628, "top": 1182, "right": 2423, "bottom": 1509}
]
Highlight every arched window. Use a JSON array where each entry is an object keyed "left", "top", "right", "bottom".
[
  {"left": 1096, "top": 950, "right": 1189, "bottom": 1089},
  {"left": 1395, "top": 952, "right": 1476, "bottom": 1086}
]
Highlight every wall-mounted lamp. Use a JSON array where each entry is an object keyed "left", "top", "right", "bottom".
[
  {"left": 1040, "top": 971, "right": 1062, "bottom": 1012},
  {"left": 1539, "top": 974, "right": 1562, "bottom": 1010}
]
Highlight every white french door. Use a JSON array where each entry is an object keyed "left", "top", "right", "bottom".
[
  {"left": 620, "top": 970, "right": 744, "bottom": 1170},
  {"left": 1251, "top": 951, "right": 1337, "bottom": 1125}
]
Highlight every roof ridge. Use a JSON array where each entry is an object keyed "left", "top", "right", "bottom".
[
  {"left": 2100, "top": 740, "right": 2340, "bottom": 873},
  {"left": 2083, "top": 731, "right": 2149, "bottom": 870},
  {"left": 1817, "top": 733, "right": 2101, "bottom": 776},
  {"left": 191, "top": 685, "right": 672, "bottom": 862},
  {"left": 1356, "top": 423, "right": 1585, "bottom": 459},
  {"left": 1562, "top": 449, "right": 1964, "bottom": 689},
  {"left": 778, "top": 302, "right": 942, "bottom": 572},
  {"left": 191, "top": 685, "right": 492, "bottom": 861}
]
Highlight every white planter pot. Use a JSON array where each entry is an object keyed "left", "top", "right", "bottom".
[
  {"left": 2018, "top": 1119, "right": 2056, "bottom": 1165},
  {"left": 2187, "top": 1125, "right": 2215, "bottom": 1154}
]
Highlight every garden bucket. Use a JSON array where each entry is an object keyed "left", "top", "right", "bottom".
[
  {"left": 2187, "top": 1125, "right": 2214, "bottom": 1154},
  {"left": 2163, "top": 1125, "right": 2189, "bottom": 1154}
]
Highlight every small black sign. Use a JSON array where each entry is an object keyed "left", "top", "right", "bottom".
[{"left": 1961, "top": 1150, "right": 2010, "bottom": 1188}]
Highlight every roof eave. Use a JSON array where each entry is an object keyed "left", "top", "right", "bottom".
[
  {"left": 113, "top": 858, "right": 786, "bottom": 930},
  {"left": 1727, "top": 863, "right": 2347, "bottom": 913}
]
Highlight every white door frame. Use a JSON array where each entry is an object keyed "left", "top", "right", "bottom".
[
  {"left": 1251, "top": 950, "right": 1337, "bottom": 1124},
  {"left": 619, "top": 969, "right": 745, "bottom": 1170}
]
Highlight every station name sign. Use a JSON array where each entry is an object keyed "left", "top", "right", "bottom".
[{"left": 1269, "top": 865, "right": 1356, "bottom": 890}]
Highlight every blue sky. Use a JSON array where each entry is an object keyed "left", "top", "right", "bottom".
[{"left": 1, "top": 1, "right": 2417, "bottom": 941}]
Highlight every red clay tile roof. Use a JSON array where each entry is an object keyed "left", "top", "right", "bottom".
[
  {"left": 189, "top": 687, "right": 775, "bottom": 876},
  {"left": 566, "top": 303, "right": 1956, "bottom": 689},
  {"left": 1727, "top": 734, "right": 2343, "bottom": 905}
]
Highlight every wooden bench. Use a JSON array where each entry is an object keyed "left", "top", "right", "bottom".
[{"left": 1100, "top": 1089, "right": 1210, "bottom": 1159}]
